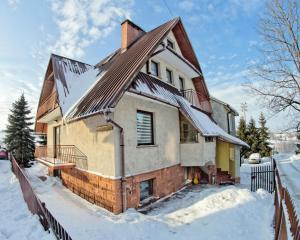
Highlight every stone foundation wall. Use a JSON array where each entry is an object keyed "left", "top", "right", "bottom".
[
  {"left": 61, "top": 168, "right": 122, "bottom": 214},
  {"left": 125, "top": 164, "right": 185, "bottom": 208}
]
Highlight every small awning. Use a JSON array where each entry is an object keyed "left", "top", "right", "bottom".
[{"left": 130, "top": 72, "right": 249, "bottom": 148}]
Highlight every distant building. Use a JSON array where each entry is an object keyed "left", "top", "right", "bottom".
[{"left": 269, "top": 132, "right": 299, "bottom": 153}]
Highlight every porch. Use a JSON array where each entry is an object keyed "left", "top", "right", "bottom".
[
  {"left": 216, "top": 140, "right": 237, "bottom": 184},
  {"left": 35, "top": 145, "right": 88, "bottom": 172}
]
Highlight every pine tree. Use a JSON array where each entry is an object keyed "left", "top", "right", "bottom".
[
  {"left": 246, "top": 117, "right": 260, "bottom": 157},
  {"left": 237, "top": 117, "right": 248, "bottom": 156},
  {"left": 258, "top": 112, "right": 271, "bottom": 157},
  {"left": 4, "top": 94, "right": 35, "bottom": 166}
]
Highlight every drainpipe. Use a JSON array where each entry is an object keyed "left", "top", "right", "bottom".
[{"left": 104, "top": 114, "right": 126, "bottom": 213}]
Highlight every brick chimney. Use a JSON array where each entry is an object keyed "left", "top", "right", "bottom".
[{"left": 121, "top": 19, "right": 145, "bottom": 51}]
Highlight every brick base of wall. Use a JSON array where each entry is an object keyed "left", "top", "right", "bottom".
[
  {"left": 125, "top": 164, "right": 185, "bottom": 209},
  {"left": 59, "top": 164, "right": 185, "bottom": 214},
  {"left": 61, "top": 168, "right": 122, "bottom": 214}
]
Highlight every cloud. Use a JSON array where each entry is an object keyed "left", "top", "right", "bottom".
[
  {"left": 49, "top": 0, "right": 134, "bottom": 59},
  {"left": 7, "top": 0, "right": 20, "bottom": 9},
  {"left": 178, "top": 0, "right": 195, "bottom": 12}
]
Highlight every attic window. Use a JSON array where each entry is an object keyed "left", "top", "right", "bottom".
[
  {"left": 150, "top": 61, "right": 159, "bottom": 77},
  {"left": 166, "top": 68, "right": 173, "bottom": 84},
  {"left": 167, "top": 39, "right": 174, "bottom": 49}
]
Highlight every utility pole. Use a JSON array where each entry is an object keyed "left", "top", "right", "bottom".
[{"left": 241, "top": 102, "right": 247, "bottom": 122}]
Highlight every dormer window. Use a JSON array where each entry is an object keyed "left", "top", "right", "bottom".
[
  {"left": 166, "top": 68, "right": 173, "bottom": 84},
  {"left": 167, "top": 39, "right": 174, "bottom": 49},
  {"left": 150, "top": 60, "right": 159, "bottom": 77}
]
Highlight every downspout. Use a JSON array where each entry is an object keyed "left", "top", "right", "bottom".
[{"left": 104, "top": 114, "right": 126, "bottom": 213}]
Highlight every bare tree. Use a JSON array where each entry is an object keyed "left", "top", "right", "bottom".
[{"left": 249, "top": 0, "right": 300, "bottom": 130}]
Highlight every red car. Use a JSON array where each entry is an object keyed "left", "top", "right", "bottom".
[{"left": 0, "top": 148, "right": 8, "bottom": 159}]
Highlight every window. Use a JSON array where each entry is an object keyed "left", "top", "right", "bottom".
[
  {"left": 180, "top": 115, "right": 198, "bottom": 143},
  {"left": 205, "top": 137, "right": 214, "bottom": 142},
  {"left": 140, "top": 179, "right": 153, "bottom": 201},
  {"left": 166, "top": 68, "right": 173, "bottom": 84},
  {"left": 167, "top": 39, "right": 174, "bottom": 49},
  {"left": 179, "top": 77, "right": 185, "bottom": 92},
  {"left": 228, "top": 114, "right": 234, "bottom": 134},
  {"left": 137, "top": 110, "right": 154, "bottom": 145},
  {"left": 150, "top": 61, "right": 159, "bottom": 77}
]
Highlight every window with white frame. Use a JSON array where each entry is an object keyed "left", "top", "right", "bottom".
[
  {"left": 166, "top": 68, "right": 173, "bottom": 84},
  {"left": 137, "top": 110, "right": 154, "bottom": 145},
  {"left": 150, "top": 60, "right": 159, "bottom": 77},
  {"left": 179, "top": 76, "right": 185, "bottom": 92}
]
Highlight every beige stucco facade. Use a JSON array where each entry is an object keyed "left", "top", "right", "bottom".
[
  {"left": 180, "top": 137, "right": 216, "bottom": 167},
  {"left": 114, "top": 92, "right": 181, "bottom": 176},
  {"left": 47, "top": 114, "right": 119, "bottom": 177}
]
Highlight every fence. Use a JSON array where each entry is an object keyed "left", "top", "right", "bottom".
[
  {"left": 10, "top": 154, "right": 72, "bottom": 240},
  {"left": 273, "top": 162, "right": 300, "bottom": 240},
  {"left": 250, "top": 164, "right": 275, "bottom": 193}
]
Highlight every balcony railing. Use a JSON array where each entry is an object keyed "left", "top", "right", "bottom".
[
  {"left": 35, "top": 145, "right": 88, "bottom": 170},
  {"left": 181, "top": 89, "right": 212, "bottom": 113},
  {"left": 36, "top": 91, "right": 58, "bottom": 120}
]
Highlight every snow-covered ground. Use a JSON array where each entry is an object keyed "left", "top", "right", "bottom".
[
  {"left": 25, "top": 162, "right": 274, "bottom": 240},
  {"left": 0, "top": 160, "right": 54, "bottom": 240},
  {"left": 274, "top": 153, "right": 300, "bottom": 216}
]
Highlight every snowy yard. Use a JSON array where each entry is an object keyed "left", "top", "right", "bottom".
[
  {"left": 24, "top": 162, "right": 274, "bottom": 240},
  {"left": 0, "top": 160, "right": 54, "bottom": 240}
]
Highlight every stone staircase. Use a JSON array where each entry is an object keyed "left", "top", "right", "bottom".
[{"left": 216, "top": 168, "right": 235, "bottom": 185}]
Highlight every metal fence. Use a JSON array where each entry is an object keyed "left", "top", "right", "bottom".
[
  {"left": 10, "top": 154, "right": 72, "bottom": 240},
  {"left": 250, "top": 164, "right": 275, "bottom": 193}
]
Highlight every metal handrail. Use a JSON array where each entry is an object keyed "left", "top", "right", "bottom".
[
  {"left": 35, "top": 145, "right": 88, "bottom": 169},
  {"left": 181, "top": 89, "right": 212, "bottom": 113}
]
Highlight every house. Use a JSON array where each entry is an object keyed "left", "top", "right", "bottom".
[
  {"left": 34, "top": 17, "right": 248, "bottom": 214},
  {"left": 210, "top": 96, "right": 242, "bottom": 183}
]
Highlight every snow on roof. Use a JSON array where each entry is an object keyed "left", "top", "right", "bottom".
[
  {"left": 131, "top": 72, "right": 249, "bottom": 147},
  {"left": 52, "top": 55, "right": 105, "bottom": 117}
]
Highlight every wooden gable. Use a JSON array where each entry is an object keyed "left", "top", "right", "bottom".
[{"left": 34, "top": 57, "right": 59, "bottom": 133}]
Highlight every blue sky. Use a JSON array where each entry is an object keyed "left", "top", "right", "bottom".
[{"left": 0, "top": 0, "right": 285, "bottom": 131}]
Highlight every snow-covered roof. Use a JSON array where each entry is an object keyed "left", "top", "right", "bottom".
[
  {"left": 51, "top": 54, "right": 105, "bottom": 118},
  {"left": 130, "top": 72, "right": 249, "bottom": 147}
]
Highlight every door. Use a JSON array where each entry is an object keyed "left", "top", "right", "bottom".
[{"left": 54, "top": 126, "right": 60, "bottom": 158}]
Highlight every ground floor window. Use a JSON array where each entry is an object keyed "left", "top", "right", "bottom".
[{"left": 140, "top": 179, "right": 153, "bottom": 201}]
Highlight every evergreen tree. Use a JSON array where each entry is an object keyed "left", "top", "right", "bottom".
[
  {"left": 4, "top": 94, "right": 35, "bottom": 166},
  {"left": 246, "top": 117, "right": 260, "bottom": 157},
  {"left": 258, "top": 112, "right": 271, "bottom": 157},
  {"left": 237, "top": 117, "right": 248, "bottom": 156}
]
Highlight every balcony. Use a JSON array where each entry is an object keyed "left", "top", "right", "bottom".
[
  {"left": 36, "top": 91, "right": 58, "bottom": 120},
  {"left": 35, "top": 145, "right": 88, "bottom": 170},
  {"left": 181, "top": 89, "right": 212, "bottom": 113}
]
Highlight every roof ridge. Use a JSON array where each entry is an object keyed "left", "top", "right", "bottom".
[
  {"left": 63, "top": 17, "right": 181, "bottom": 121},
  {"left": 51, "top": 53, "right": 94, "bottom": 67}
]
